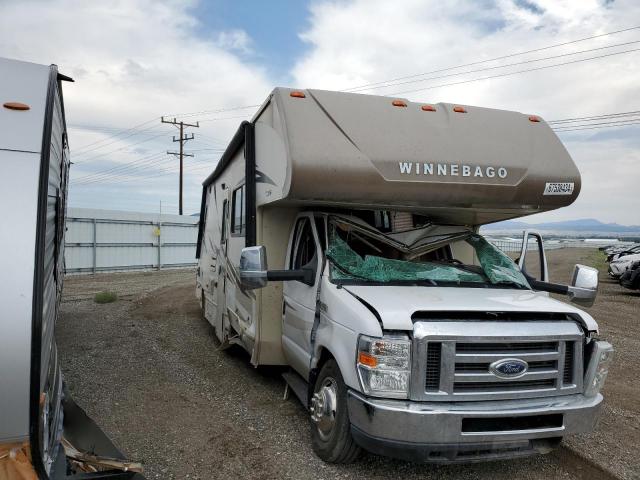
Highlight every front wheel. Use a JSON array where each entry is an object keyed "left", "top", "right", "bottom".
[{"left": 310, "top": 359, "right": 361, "bottom": 463}]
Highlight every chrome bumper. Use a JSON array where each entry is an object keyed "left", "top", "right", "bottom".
[{"left": 347, "top": 390, "right": 603, "bottom": 462}]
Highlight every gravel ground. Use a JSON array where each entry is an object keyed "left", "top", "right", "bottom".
[{"left": 57, "top": 250, "right": 638, "bottom": 480}]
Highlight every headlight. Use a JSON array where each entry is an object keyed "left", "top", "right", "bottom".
[
  {"left": 357, "top": 334, "right": 411, "bottom": 398},
  {"left": 584, "top": 341, "right": 614, "bottom": 397}
]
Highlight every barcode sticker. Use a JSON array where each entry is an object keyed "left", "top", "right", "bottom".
[{"left": 543, "top": 182, "right": 574, "bottom": 195}]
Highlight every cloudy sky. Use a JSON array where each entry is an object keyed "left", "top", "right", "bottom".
[{"left": 1, "top": 0, "right": 639, "bottom": 225}]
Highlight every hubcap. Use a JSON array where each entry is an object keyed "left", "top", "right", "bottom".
[{"left": 310, "top": 377, "right": 338, "bottom": 440}]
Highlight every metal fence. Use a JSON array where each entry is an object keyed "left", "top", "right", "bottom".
[
  {"left": 488, "top": 237, "right": 623, "bottom": 254},
  {"left": 64, "top": 208, "right": 199, "bottom": 274}
]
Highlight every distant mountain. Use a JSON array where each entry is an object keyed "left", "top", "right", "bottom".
[{"left": 483, "top": 218, "right": 640, "bottom": 233}]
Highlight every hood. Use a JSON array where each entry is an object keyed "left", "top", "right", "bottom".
[{"left": 343, "top": 285, "right": 598, "bottom": 332}]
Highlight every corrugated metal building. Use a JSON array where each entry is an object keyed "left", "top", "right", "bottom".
[{"left": 64, "top": 208, "right": 198, "bottom": 274}]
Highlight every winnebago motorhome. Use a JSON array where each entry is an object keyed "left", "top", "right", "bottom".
[
  {"left": 196, "top": 88, "right": 613, "bottom": 463},
  {"left": 0, "top": 57, "right": 143, "bottom": 479}
]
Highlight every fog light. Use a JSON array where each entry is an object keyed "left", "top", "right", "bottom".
[
  {"left": 357, "top": 334, "right": 411, "bottom": 398},
  {"left": 584, "top": 341, "right": 614, "bottom": 397}
]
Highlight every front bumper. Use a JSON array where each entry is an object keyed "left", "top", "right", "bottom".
[{"left": 347, "top": 390, "right": 603, "bottom": 463}]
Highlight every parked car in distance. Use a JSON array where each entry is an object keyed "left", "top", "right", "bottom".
[
  {"left": 620, "top": 261, "right": 640, "bottom": 290},
  {"left": 609, "top": 253, "right": 640, "bottom": 278},
  {"left": 607, "top": 244, "right": 640, "bottom": 263}
]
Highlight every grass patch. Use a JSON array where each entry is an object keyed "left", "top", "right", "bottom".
[
  {"left": 94, "top": 291, "right": 118, "bottom": 304},
  {"left": 587, "top": 250, "right": 608, "bottom": 273}
]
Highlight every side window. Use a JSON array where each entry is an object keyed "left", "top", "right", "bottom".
[
  {"left": 231, "top": 185, "right": 245, "bottom": 236},
  {"left": 220, "top": 200, "right": 228, "bottom": 243},
  {"left": 293, "top": 219, "right": 317, "bottom": 269}
]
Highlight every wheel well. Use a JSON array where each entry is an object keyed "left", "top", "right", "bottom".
[
  {"left": 308, "top": 347, "right": 335, "bottom": 407},
  {"left": 316, "top": 347, "right": 334, "bottom": 369}
]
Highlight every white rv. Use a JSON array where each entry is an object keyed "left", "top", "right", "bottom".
[
  {"left": 0, "top": 57, "right": 143, "bottom": 479},
  {"left": 196, "top": 88, "right": 613, "bottom": 463}
]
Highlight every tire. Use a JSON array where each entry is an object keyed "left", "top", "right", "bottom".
[{"left": 310, "top": 359, "right": 361, "bottom": 463}]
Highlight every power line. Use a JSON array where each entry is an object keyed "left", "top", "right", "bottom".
[
  {"left": 72, "top": 117, "right": 161, "bottom": 154},
  {"left": 68, "top": 25, "right": 640, "bottom": 162},
  {"left": 162, "top": 104, "right": 261, "bottom": 120},
  {"left": 547, "top": 110, "right": 640, "bottom": 124},
  {"left": 73, "top": 131, "right": 170, "bottom": 165},
  {"left": 385, "top": 47, "right": 640, "bottom": 96},
  {"left": 341, "top": 25, "right": 640, "bottom": 92},
  {"left": 72, "top": 155, "right": 174, "bottom": 186},
  {"left": 346, "top": 40, "right": 640, "bottom": 93},
  {"left": 72, "top": 151, "right": 166, "bottom": 181},
  {"left": 553, "top": 120, "right": 640, "bottom": 132}
]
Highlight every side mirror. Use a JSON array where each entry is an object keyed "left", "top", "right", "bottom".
[
  {"left": 239, "top": 246, "right": 268, "bottom": 290},
  {"left": 567, "top": 264, "right": 598, "bottom": 307},
  {"left": 239, "top": 245, "right": 316, "bottom": 290}
]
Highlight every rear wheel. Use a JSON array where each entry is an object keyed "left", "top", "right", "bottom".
[{"left": 310, "top": 359, "right": 361, "bottom": 463}]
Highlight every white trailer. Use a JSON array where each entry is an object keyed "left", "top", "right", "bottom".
[
  {"left": 0, "top": 57, "right": 143, "bottom": 479},
  {"left": 196, "top": 88, "right": 613, "bottom": 463}
]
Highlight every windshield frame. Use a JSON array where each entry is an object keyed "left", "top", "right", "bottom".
[{"left": 325, "top": 215, "right": 531, "bottom": 290}]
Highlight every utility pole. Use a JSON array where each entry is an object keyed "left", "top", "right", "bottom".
[{"left": 161, "top": 116, "right": 199, "bottom": 215}]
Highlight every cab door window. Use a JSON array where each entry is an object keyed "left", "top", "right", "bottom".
[{"left": 290, "top": 218, "right": 318, "bottom": 278}]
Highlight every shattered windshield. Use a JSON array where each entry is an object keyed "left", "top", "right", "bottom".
[{"left": 326, "top": 217, "right": 530, "bottom": 289}]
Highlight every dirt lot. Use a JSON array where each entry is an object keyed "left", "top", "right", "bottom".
[{"left": 57, "top": 249, "right": 639, "bottom": 480}]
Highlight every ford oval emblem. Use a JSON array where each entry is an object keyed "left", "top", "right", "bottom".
[{"left": 490, "top": 358, "right": 528, "bottom": 379}]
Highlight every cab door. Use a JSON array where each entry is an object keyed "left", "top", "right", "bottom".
[
  {"left": 214, "top": 196, "right": 230, "bottom": 340},
  {"left": 282, "top": 214, "right": 322, "bottom": 378}
]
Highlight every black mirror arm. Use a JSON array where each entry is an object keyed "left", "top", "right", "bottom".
[
  {"left": 267, "top": 268, "right": 315, "bottom": 286},
  {"left": 527, "top": 276, "right": 569, "bottom": 295}
]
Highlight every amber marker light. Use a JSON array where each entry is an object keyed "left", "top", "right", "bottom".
[
  {"left": 3, "top": 102, "right": 30, "bottom": 111},
  {"left": 358, "top": 351, "right": 378, "bottom": 368},
  {"left": 453, "top": 106, "right": 467, "bottom": 113},
  {"left": 528, "top": 115, "right": 541, "bottom": 122},
  {"left": 290, "top": 91, "right": 306, "bottom": 98},
  {"left": 392, "top": 100, "right": 407, "bottom": 107},
  {"left": 421, "top": 105, "right": 436, "bottom": 112}
]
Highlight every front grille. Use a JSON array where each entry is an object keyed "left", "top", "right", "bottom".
[
  {"left": 456, "top": 342, "right": 557, "bottom": 353},
  {"left": 455, "top": 360, "right": 557, "bottom": 373},
  {"left": 563, "top": 341, "right": 575, "bottom": 385},
  {"left": 425, "top": 342, "right": 442, "bottom": 391},
  {"left": 454, "top": 379, "right": 556, "bottom": 393},
  {"left": 461, "top": 414, "right": 563, "bottom": 433},
  {"left": 412, "top": 320, "right": 585, "bottom": 401}
]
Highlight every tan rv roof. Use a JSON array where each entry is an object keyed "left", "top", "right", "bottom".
[{"left": 256, "top": 87, "right": 581, "bottom": 226}]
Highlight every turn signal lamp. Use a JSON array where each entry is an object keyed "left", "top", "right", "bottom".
[{"left": 358, "top": 351, "right": 378, "bottom": 368}]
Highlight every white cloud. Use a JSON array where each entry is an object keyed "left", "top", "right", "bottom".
[
  {"left": 291, "top": 0, "right": 640, "bottom": 224},
  {"left": 215, "top": 30, "right": 253, "bottom": 54},
  {"left": 0, "top": 0, "right": 272, "bottom": 214}
]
